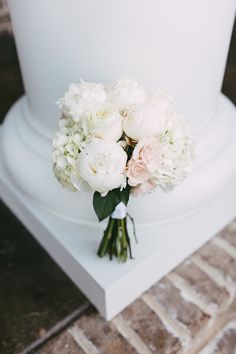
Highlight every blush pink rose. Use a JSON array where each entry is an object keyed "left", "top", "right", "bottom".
[
  {"left": 132, "top": 138, "right": 160, "bottom": 173},
  {"left": 126, "top": 159, "right": 150, "bottom": 186},
  {"left": 131, "top": 180, "right": 157, "bottom": 197}
]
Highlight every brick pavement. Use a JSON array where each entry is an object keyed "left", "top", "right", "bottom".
[{"left": 37, "top": 222, "right": 236, "bottom": 354}]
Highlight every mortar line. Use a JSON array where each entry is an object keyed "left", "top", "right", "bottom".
[
  {"left": 69, "top": 325, "right": 99, "bottom": 354},
  {"left": 191, "top": 255, "right": 236, "bottom": 300},
  {"left": 142, "top": 293, "right": 191, "bottom": 348},
  {"left": 213, "top": 237, "right": 236, "bottom": 261},
  {"left": 112, "top": 314, "right": 152, "bottom": 354}
]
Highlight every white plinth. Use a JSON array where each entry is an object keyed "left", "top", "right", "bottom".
[
  {"left": 2, "top": 0, "right": 236, "bottom": 320},
  {"left": 1, "top": 95, "right": 236, "bottom": 320}
]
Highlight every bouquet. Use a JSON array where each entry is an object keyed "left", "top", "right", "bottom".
[{"left": 52, "top": 79, "right": 194, "bottom": 263}]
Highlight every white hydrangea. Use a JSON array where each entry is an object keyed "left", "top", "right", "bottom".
[
  {"left": 106, "top": 78, "right": 147, "bottom": 111},
  {"left": 58, "top": 81, "right": 107, "bottom": 122},
  {"left": 152, "top": 112, "right": 194, "bottom": 191},
  {"left": 52, "top": 118, "right": 90, "bottom": 192}
]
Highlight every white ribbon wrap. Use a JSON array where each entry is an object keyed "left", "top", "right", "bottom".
[{"left": 111, "top": 202, "right": 127, "bottom": 219}]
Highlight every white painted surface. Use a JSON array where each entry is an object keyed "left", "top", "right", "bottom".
[
  {"left": 2, "top": 0, "right": 236, "bottom": 222},
  {"left": 1, "top": 0, "right": 236, "bottom": 319},
  {"left": 2, "top": 94, "right": 236, "bottom": 223},
  {"left": 1, "top": 125, "right": 236, "bottom": 319},
  {"left": 7, "top": 0, "right": 236, "bottom": 132}
]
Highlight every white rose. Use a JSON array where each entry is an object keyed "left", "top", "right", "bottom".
[
  {"left": 58, "top": 81, "right": 107, "bottom": 122},
  {"left": 107, "top": 78, "right": 147, "bottom": 111},
  {"left": 81, "top": 103, "right": 123, "bottom": 141},
  {"left": 77, "top": 140, "right": 127, "bottom": 195},
  {"left": 126, "top": 158, "right": 150, "bottom": 187},
  {"left": 131, "top": 180, "right": 157, "bottom": 197},
  {"left": 132, "top": 137, "right": 161, "bottom": 173}
]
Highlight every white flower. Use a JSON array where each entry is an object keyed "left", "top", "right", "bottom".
[
  {"left": 149, "top": 91, "right": 175, "bottom": 115},
  {"left": 77, "top": 140, "right": 127, "bottom": 195},
  {"left": 126, "top": 158, "right": 150, "bottom": 187},
  {"left": 107, "top": 78, "right": 147, "bottom": 111},
  {"left": 123, "top": 92, "right": 175, "bottom": 141},
  {"left": 81, "top": 103, "right": 123, "bottom": 141},
  {"left": 53, "top": 80, "right": 194, "bottom": 197},
  {"left": 152, "top": 112, "right": 194, "bottom": 191},
  {"left": 58, "top": 81, "right": 107, "bottom": 122},
  {"left": 132, "top": 180, "right": 157, "bottom": 197},
  {"left": 126, "top": 109, "right": 194, "bottom": 195},
  {"left": 52, "top": 118, "right": 91, "bottom": 192},
  {"left": 123, "top": 97, "right": 167, "bottom": 140},
  {"left": 132, "top": 137, "right": 161, "bottom": 173}
]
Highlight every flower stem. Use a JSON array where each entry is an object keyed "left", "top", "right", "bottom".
[
  {"left": 97, "top": 216, "right": 133, "bottom": 263},
  {"left": 97, "top": 217, "right": 115, "bottom": 257}
]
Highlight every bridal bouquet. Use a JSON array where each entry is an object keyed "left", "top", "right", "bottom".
[{"left": 52, "top": 79, "right": 194, "bottom": 262}]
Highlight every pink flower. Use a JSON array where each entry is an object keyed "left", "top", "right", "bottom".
[
  {"left": 132, "top": 180, "right": 157, "bottom": 197},
  {"left": 126, "top": 159, "right": 150, "bottom": 186},
  {"left": 132, "top": 138, "right": 160, "bottom": 173}
]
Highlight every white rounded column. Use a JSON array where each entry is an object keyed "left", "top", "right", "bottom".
[{"left": 1, "top": 0, "right": 236, "bottom": 225}]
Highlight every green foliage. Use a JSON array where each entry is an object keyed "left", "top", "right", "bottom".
[{"left": 93, "top": 185, "right": 130, "bottom": 222}]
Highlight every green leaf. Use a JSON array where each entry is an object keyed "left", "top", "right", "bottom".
[
  {"left": 93, "top": 190, "right": 120, "bottom": 222},
  {"left": 93, "top": 184, "right": 131, "bottom": 222},
  {"left": 115, "top": 185, "right": 131, "bottom": 206}
]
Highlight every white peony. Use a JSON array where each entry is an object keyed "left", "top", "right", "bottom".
[
  {"left": 123, "top": 92, "right": 175, "bottom": 141},
  {"left": 81, "top": 103, "right": 123, "bottom": 141},
  {"left": 58, "top": 81, "right": 107, "bottom": 122},
  {"left": 149, "top": 91, "right": 175, "bottom": 115},
  {"left": 123, "top": 101, "right": 163, "bottom": 141},
  {"left": 77, "top": 140, "right": 127, "bottom": 195},
  {"left": 106, "top": 78, "right": 147, "bottom": 111}
]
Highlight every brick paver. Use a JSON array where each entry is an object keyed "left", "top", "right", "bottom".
[
  {"left": 0, "top": 0, "right": 11, "bottom": 33},
  {"left": 38, "top": 331, "right": 85, "bottom": 354},
  {"left": 221, "top": 223, "right": 236, "bottom": 248},
  {"left": 200, "top": 321, "right": 236, "bottom": 354},
  {"left": 74, "top": 308, "right": 136, "bottom": 354},
  {"left": 122, "top": 299, "right": 182, "bottom": 353},
  {"left": 197, "top": 242, "right": 236, "bottom": 283},
  {"left": 147, "top": 278, "right": 210, "bottom": 337},
  {"left": 212, "top": 323, "right": 236, "bottom": 354},
  {"left": 174, "top": 260, "right": 230, "bottom": 311}
]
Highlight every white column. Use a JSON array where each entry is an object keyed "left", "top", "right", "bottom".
[{"left": 1, "top": 0, "right": 236, "bottom": 224}]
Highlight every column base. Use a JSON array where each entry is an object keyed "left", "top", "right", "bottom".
[
  {"left": 1, "top": 94, "right": 236, "bottom": 225},
  {"left": 1, "top": 123, "right": 236, "bottom": 319},
  {"left": 1, "top": 93, "right": 236, "bottom": 319}
]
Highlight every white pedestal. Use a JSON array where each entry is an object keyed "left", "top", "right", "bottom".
[
  {"left": 1, "top": 96, "right": 236, "bottom": 320},
  {"left": 1, "top": 0, "right": 236, "bottom": 319}
]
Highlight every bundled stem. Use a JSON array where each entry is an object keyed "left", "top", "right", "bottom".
[{"left": 97, "top": 216, "right": 133, "bottom": 263}]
